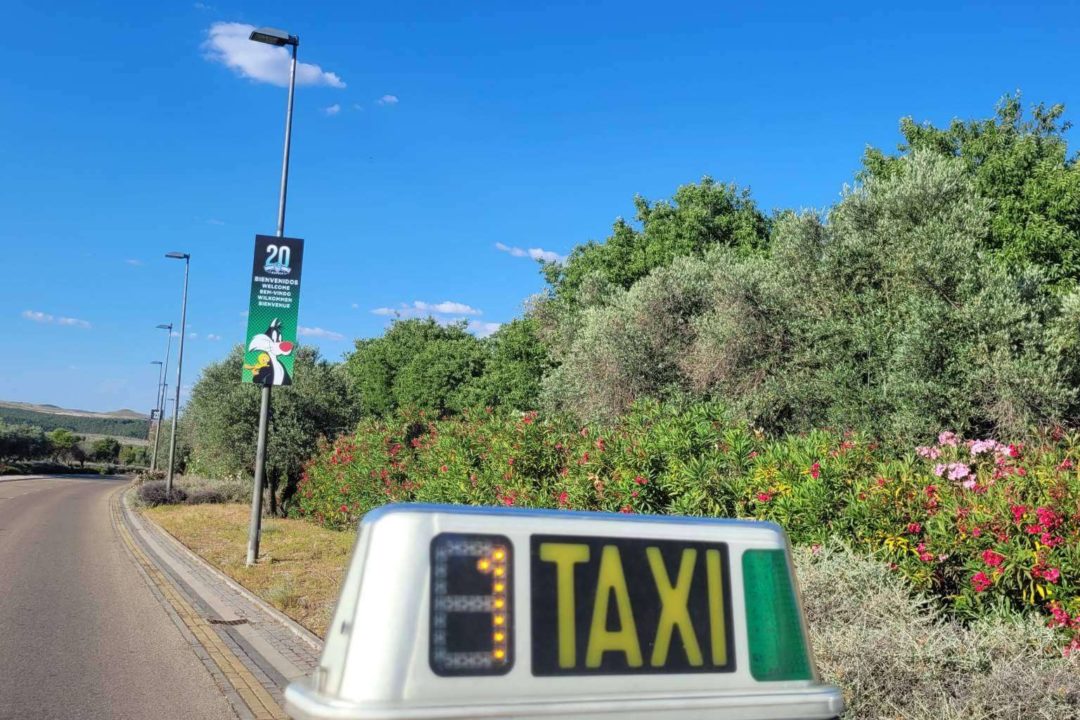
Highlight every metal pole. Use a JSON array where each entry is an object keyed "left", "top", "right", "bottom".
[
  {"left": 151, "top": 328, "right": 172, "bottom": 472},
  {"left": 247, "top": 41, "right": 297, "bottom": 566},
  {"left": 150, "top": 361, "right": 163, "bottom": 445},
  {"left": 166, "top": 260, "right": 189, "bottom": 494}
]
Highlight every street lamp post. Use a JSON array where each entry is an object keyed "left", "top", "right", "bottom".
[
  {"left": 149, "top": 360, "right": 163, "bottom": 458},
  {"left": 246, "top": 26, "right": 299, "bottom": 566},
  {"left": 165, "top": 253, "right": 190, "bottom": 495},
  {"left": 151, "top": 323, "right": 173, "bottom": 472}
]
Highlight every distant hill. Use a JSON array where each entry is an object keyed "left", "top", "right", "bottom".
[{"left": 0, "top": 401, "right": 150, "bottom": 440}]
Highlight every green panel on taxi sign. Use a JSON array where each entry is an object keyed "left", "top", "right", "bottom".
[{"left": 742, "top": 549, "right": 812, "bottom": 681}]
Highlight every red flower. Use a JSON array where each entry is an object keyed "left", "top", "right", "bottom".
[
  {"left": 1043, "top": 567, "right": 1061, "bottom": 583},
  {"left": 906, "top": 522, "right": 921, "bottom": 534},
  {"left": 1010, "top": 504, "right": 1028, "bottom": 523},
  {"left": 808, "top": 462, "right": 821, "bottom": 479},
  {"left": 619, "top": 505, "right": 633, "bottom": 514},
  {"left": 439, "top": 464, "right": 448, "bottom": 473},
  {"left": 595, "top": 438, "right": 606, "bottom": 451},
  {"left": 631, "top": 490, "right": 639, "bottom": 498},
  {"left": 633, "top": 475, "right": 648, "bottom": 485},
  {"left": 971, "top": 572, "right": 992, "bottom": 592},
  {"left": 557, "top": 491, "right": 569, "bottom": 507},
  {"left": 981, "top": 549, "right": 1005, "bottom": 567},
  {"left": 925, "top": 485, "right": 938, "bottom": 497},
  {"left": 756, "top": 492, "right": 774, "bottom": 503},
  {"left": 339, "top": 504, "right": 349, "bottom": 513}
]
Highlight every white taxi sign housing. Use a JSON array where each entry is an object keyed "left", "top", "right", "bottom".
[{"left": 285, "top": 504, "right": 843, "bottom": 720}]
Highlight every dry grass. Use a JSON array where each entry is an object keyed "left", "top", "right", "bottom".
[{"left": 144, "top": 503, "right": 355, "bottom": 637}]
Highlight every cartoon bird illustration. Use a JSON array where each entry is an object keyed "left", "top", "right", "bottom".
[{"left": 247, "top": 318, "right": 294, "bottom": 385}]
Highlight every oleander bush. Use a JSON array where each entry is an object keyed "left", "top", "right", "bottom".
[
  {"left": 295, "top": 400, "right": 1080, "bottom": 654},
  {"left": 795, "top": 544, "right": 1080, "bottom": 719}
]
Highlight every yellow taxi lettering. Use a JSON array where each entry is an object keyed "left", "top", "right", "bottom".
[
  {"left": 586, "top": 545, "right": 642, "bottom": 668},
  {"left": 646, "top": 547, "right": 702, "bottom": 667},
  {"left": 539, "top": 542, "right": 591, "bottom": 669},
  {"left": 706, "top": 548, "right": 727, "bottom": 666}
]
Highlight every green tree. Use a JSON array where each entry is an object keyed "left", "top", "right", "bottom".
[
  {"left": 345, "top": 319, "right": 487, "bottom": 416},
  {"left": 543, "top": 177, "right": 769, "bottom": 305},
  {"left": 118, "top": 444, "right": 149, "bottom": 467},
  {"left": 862, "top": 93, "right": 1080, "bottom": 286},
  {"left": 0, "top": 421, "right": 50, "bottom": 461},
  {"left": 462, "top": 318, "right": 552, "bottom": 411},
  {"left": 46, "top": 428, "right": 84, "bottom": 464},
  {"left": 184, "top": 345, "right": 358, "bottom": 514},
  {"left": 90, "top": 437, "right": 121, "bottom": 463}
]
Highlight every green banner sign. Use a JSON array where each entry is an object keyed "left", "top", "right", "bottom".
[{"left": 242, "top": 234, "right": 304, "bottom": 386}]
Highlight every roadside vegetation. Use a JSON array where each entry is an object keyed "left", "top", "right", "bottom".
[
  {"left": 0, "top": 420, "right": 149, "bottom": 474},
  {"left": 144, "top": 95, "right": 1080, "bottom": 716}
]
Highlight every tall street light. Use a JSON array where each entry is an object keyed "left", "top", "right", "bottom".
[
  {"left": 246, "top": 25, "right": 299, "bottom": 566},
  {"left": 151, "top": 323, "right": 173, "bottom": 472},
  {"left": 149, "top": 360, "right": 163, "bottom": 459},
  {"left": 165, "top": 253, "right": 190, "bottom": 494}
]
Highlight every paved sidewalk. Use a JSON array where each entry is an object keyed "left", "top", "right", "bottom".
[{"left": 117, "top": 489, "right": 325, "bottom": 716}]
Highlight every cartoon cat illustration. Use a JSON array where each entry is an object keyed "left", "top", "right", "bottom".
[{"left": 246, "top": 318, "right": 294, "bottom": 385}]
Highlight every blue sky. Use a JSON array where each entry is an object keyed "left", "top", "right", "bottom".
[{"left": 3, "top": 0, "right": 1078, "bottom": 414}]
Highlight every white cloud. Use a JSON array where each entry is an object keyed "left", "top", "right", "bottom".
[
  {"left": 203, "top": 22, "right": 346, "bottom": 89},
  {"left": 495, "top": 242, "right": 565, "bottom": 264},
  {"left": 323, "top": 103, "right": 341, "bottom": 116},
  {"left": 350, "top": 302, "right": 359, "bottom": 309},
  {"left": 189, "top": 332, "right": 199, "bottom": 339},
  {"left": 206, "top": 218, "right": 225, "bottom": 226},
  {"left": 377, "top": 94, "right": 399, "bottom": 105},
  {"left": 207, "top": 333, "right": 222, "bottom": 341},
  {"left": 22, "top": 310, "right": 91, "bottom": 329},
  {"left": 125, "top": 259, "right": 143, "bottom": 266},
  {"left": 193, "top": 2, "right": 214, "bottom": 10},
  {"left": 170, "top": 330, "right": 181, "bottom": 337},
  {"left": 371, "top": 300, "right": 482, "bottom": 318},
  {"left": 469, "top": 321, "right": 502, "bottom": 338},
  {"left": 299, "top": 326, "right": 344, "bottom": 341},
  {"left": 353, "top": 103, "right": 365, "bottom": 111}
]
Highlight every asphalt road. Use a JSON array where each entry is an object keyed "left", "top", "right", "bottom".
[{"left": 0, "top": 476, "right": 236, "bottom": 720}]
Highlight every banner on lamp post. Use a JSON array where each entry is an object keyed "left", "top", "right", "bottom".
[{"left": 242, "top": 234, "right": 304, "bottom": 386}]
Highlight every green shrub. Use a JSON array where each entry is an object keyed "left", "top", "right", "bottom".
[
  {"left": 795, "top": 544, "right": 1080, "bottom": 719},
  {"left": 295, "top": 402, "right": 1080, "bottom": 654}
]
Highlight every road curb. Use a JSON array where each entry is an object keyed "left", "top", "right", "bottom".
[
  {"left": 123, "top": 490, "right": 324, "bottom": 654},
  {"left": 111, "top": 487, "right": 286, "bottom": 720}
]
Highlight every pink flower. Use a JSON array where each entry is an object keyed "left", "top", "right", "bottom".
[
  {"left": 917, "top": 446, "right": 942, "bottom": 459},
  {"left": 439, "top": 464, "right": 448, "bottom": 473},
  {"left": 633, "top": 475, "right": 648, "bottom": 485},
  {"left": 1058, "top": 458, "right": 1074, "bottom": 471},
  {"left": 938, "top": 431, "right": 959, "bottom": 447},
  {"left": 811, "top": 544, "right": 823, "bottom": 555},
  {"left": 1010, "top": 504, "right": 1028, "bottom": 523},
  {"left": 970, "top": 439, "right": 1000, "bottom": 455},
  {"left": 933, "top": 464, "right": 948, "bottom": 477},
  {"left": 339, "top": 504, "right": 349, "bottom": 513},
  {"left": 1036, "top": 507, "right": 1060, "bottom": 529},
  {"left": 971, "top": 572, "right": 992, "bottom": 592},
  {"left": 947, "top": 463, "right": 970, "bottom": 481},
  {"left": 1007, "top": 444, "right": 1021, "bottom": 458},
  {"left": 756, "top": 491, "right": 774, "bottom": 503},
  {"left": 595, "top": 438, "right": 606, "bottom": 451},
  {"left": 557, "top": 491, "right": 569, "bottom": 507},
  {"left": 808, "top": 462, "right": 821, "bottom": 479},
  {"left": 1043, "top": 567, "right": 1061, "bottom": 583},
  {"left": 907, "top": 522, "right": 922, "bottom": 534},
  {"left": 961, "top": 479, "right": 977, "bottom": 490},
  {"left": 619, "top": 505, "right": 633, "bottom": 514},
  {"left": 981, "top": 549, "right": 1005, "bottom": 567}
]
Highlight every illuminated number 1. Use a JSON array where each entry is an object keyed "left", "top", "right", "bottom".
[{"left": 430, "top": 534, "right": 513, "bottom": 676}]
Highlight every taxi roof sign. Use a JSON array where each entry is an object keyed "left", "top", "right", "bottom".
[{"left": 286, "top": 504, "right": 844, "bottom": 720}]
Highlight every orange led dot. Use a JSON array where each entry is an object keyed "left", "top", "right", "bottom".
[
  {"left": 494, "top": 598, "right": 505, "bottom": 609},
  {"left": 494, "top": 615, "right": 505, "bottom": 626},
  {"left": 493, "top": 549, "right": 506, "bottom": 561},
  {"left": 477, "top": 559, "right": 491, "bottom": 571},
  {"left": 494, "top": 632, "right": 505, "bottom": 642},
  {"left": 493, "top": 649, "right": 506, "bottom": 660},
  {"left": 494, "top": 583, "right": 505, "bottom": 593},
  {"left": 493, "top": 567, "right": 505, "bottom": 577}
]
